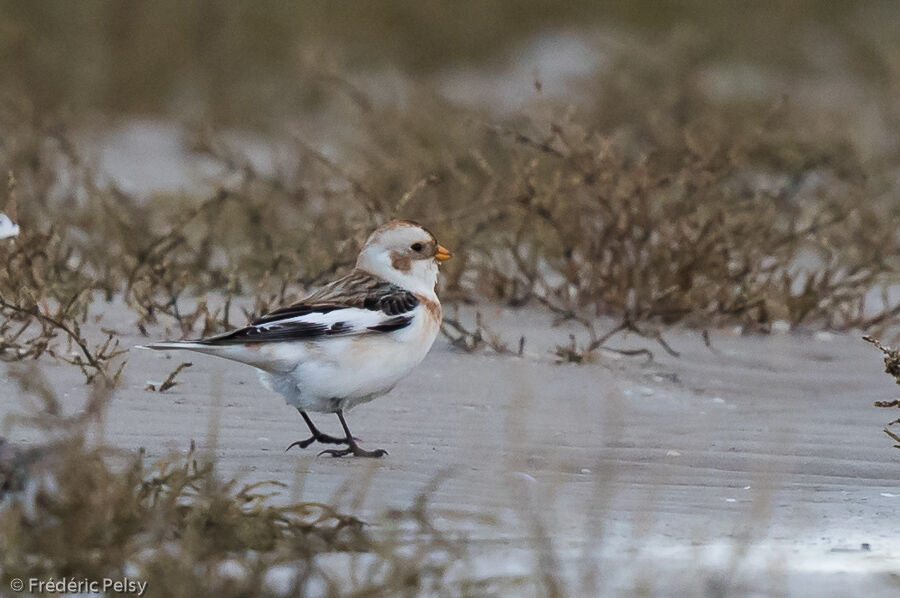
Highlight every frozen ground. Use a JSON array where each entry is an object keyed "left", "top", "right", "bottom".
[{"left": 1, "top": 303, "right": 898, "bottom": 596}]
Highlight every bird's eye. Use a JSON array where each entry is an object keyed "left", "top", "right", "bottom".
[{"left": 410, "top": 243, "right": 423, "bottom": 252}]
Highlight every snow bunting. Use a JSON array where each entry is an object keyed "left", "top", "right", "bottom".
[{"left": 142, "top": 221, "right": 450, "bottom": 457}]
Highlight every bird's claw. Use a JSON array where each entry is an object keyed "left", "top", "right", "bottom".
[
  {"left": 318, "top": 446, "right": 388, "bottom": 458},
  {"left": 285, "top": 433, "right": 348, "bottom": 452}
]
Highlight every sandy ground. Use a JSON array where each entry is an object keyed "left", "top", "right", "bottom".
[{"left": 2, "top": 301, "right": 899, "bottom": 596}]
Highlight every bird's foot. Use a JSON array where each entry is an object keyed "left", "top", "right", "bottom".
[
  {"left": 285, "top": 433, "right": 348, "bottom": 452},
  {"left": 318, "top": 444, "right": 388, "bottom": 458}
]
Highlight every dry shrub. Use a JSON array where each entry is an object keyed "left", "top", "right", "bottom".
[
  {"left": 1, "top": 28, "right": 900, "bottom": 374},
  {"left": 863, "top": 336, "right": 900, "bottom": 449}
]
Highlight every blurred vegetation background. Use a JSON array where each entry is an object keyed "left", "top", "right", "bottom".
[
  {"left": 0, "top": 0, "right": 894, "bottom": 125},
  {"left": 2, "top": 0, "right": 900, "bottom": 353}
]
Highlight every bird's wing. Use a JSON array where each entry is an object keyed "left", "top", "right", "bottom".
[{"left": 198, "top": 270, "right": 419, "bottom": 345}]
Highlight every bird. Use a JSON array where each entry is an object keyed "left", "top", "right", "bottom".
[{"left": 140, "top": 220, "right": 451, "bottom": 457}]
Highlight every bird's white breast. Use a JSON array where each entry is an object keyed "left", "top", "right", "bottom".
[{"left": 268, "top": 302, "right": 441, "bottom": 412}]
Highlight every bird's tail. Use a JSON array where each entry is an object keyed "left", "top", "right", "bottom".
[
  {"left": 134, "top": 341, "right": 218, "bottom": 354},
  {"left": 134, "top": 340, "right": 288, "bottom": 371}
]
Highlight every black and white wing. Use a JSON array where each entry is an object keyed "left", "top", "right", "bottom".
[{"left": 197, "top": 270, "right": 419, "bottom": 345}]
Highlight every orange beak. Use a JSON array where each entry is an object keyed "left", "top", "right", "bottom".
[{"left": 434, "top": 244, "right": 452, "bottom": 262}]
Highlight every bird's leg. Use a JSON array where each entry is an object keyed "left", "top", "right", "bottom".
[
  {"left": 318, "top": 410, "right": 387, "bottom": 458},
  {"left": 285, "top": 409, "right": 348, "bottom": 451}
]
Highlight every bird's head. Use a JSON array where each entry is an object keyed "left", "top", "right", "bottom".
[{"left": 356, "top": 220, "right": 451, "bottom": 295}]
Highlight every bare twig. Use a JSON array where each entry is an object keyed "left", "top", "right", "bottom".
[
  {"left": 146, "top": 362, "right": 193, "bottom": 393},
  {"left": 0, "top": 296, "right": 124, "bottom": 385}
]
